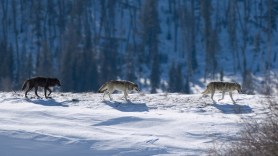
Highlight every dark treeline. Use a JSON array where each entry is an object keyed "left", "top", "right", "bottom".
[{"left": 0, "top": 0, "right": 277, "bottom": 93}]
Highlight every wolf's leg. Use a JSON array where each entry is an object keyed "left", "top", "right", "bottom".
[
  {"left": 25, "top": 87, "right": 33, "bottom": 98},
  {"left": 229, "top": 92, "right": 236, "bottom": 104},
  {"left": 103, "top": 91, "right": 109, "bottom": 100},
  {"left": 124, "top": 90, "right": 128, "bottom": 100},
  {"left": 47, "top": 88, "right": 52, "bottom": 96},
  {"left": 34, "top": 86, "right": 40, "bottom": 98},
  {"left": 210, "top": 91, "right": 215, "bottom": 101},
  {"left": 218, "top": 91, "right": 225, "bottom": 101},
  {"left": 121, "top": 90, "right": 128, "bottom": 100},
  {"left": 108, "top": 92, "right": 113, "bottom": 100},
  {"left": 44, "top": 87, "right": 48, "bottom": 98},
  {"left": 102, "top": 92, "right": 106, "bottom": 100},
  {"left": 25, "top": 91, "right": 28, "bottom": 98}
]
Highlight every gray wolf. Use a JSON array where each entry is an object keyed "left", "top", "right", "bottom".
[
  {"left": 98, "top": 80, "right": 140, "bottom": 100},
  {"left": 22, "top": 77, "right": 61, "bottom": 98},
  {"left": 202, "top": 81, "right": 242, "bottom": 103}
]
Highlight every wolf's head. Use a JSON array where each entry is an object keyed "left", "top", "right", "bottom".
[
  {"left": 132, "top": 84, "right": 140, "bottom": 92},
  {"left": 235, "top": 83, "right": 242, "bottom": 93},
  {"left": 54, "top": 78, "right": 61, "bottom": 86}
]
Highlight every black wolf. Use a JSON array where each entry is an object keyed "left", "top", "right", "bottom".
[{"left": 21, "top": 77, "right": 61, "bottom": 98}]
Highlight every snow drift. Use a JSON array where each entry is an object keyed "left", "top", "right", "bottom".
[{"left": 0, "top": 92, "right": 274, "bottom": 155}]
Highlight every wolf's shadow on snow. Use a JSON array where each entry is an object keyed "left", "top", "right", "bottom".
[
  {"left": 103, "top": 100, "right": 149, "bottom": 112},
  {"left": 94, "top": 116, "right": 144, "bottom": 126},
  {"left": 26, "top": 98, "right": 68, "bottom": 107},
  {"left": 212, "top": 103, "right": 252, "bottom": 114}
]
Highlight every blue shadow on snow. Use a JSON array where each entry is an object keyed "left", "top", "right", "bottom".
[
  {"left": 26, "top": 98, "right": 68, "bottom": 107},
  {"left": 212, "top": 103, "right": 252, "bottom": 114},
  {"left": 103, "top": 100, "right": 149, "bottom": 112},
  {"left": 94, "top": 116, "right": 144, "bottom": 126}
]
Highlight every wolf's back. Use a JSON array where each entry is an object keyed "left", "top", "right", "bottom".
[{"left": 98, "top": 82, "right": 109, "bottom": 93}]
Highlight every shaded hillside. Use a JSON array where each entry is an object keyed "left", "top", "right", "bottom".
[{"left": 0, "top": 0, "right": 277, "bottom": 93}]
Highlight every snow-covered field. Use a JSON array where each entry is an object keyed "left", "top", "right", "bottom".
[{"left": 0, "top": 91, "right": 274, "bottom": 156}]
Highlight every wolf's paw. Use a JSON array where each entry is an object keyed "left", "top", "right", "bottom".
[
  {"left": 126, "top": 99, "right": 131, "bottom": 102},
  {"left": 72, "top": 99, "right": 79, "bottom": 102},
  {"left": 36, "top": 96, "right": 42, "bottom": 99}
]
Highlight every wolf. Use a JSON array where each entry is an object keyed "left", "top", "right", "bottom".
[
  {"left": 22, "top": 77, "right": 61, "bottom": 98},
  {"left": 202, "top": 81, "right": 242, "bottom": 103},
  {"left": 98, "top": 80, "right": 140, "bottom": 101}
]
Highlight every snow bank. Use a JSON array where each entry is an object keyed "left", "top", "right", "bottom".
[{"left": 0, "top": 92, "right": 274, "bottom": 155}]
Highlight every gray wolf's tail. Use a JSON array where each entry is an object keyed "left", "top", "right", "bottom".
[
  {"left": 97, "top": 82, "right": 108, "bottom": 93},
  {"left": 21, "top": 80, "right": 29, "bottom": 91},
  {"left": 201, "top": 88, "right": 209, "bottom": 94}
]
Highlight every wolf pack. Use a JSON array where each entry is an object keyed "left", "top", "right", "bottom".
[{"left": 21, "top": 76, "right": 242, "bottom": 104}]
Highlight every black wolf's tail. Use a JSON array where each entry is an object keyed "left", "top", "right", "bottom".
[{"left": 21, "top": 80, "right": 28, "bottom": 91}]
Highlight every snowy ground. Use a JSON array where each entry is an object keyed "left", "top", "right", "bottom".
[{"left": 0, "top": 91, "right": 274, "bottom": 156}]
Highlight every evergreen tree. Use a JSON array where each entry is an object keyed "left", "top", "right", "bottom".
[
  {"left": 98, "top": 0, "right": 118, "bottom": 85},
  {"left": 201, "top": 0, "right": 218, "bottom": 81},
  {"left": 99, "top": 39, "right": 118, "bottom": 84},
  {"left": 126, "top": 44, "right": 136, "bottom": 82},
  {"left": 0, "top": 42, "right": 13, "bottom": 91},
  {"left": 227, "top": 0, "right": 239, "bottom": 73},
  {"left": 168, "top": 63, "right": 184, "bottom": 93},
  {"left": 36, "top": 41, "right": 53, "bottom": 76},
  {"left": 176, "top": 64, "right": 184, "bottom": 92},
  {"left": 151, "top": 54, "right": 160, "bottom": 93},
  {"left": 141, "top": 0, "right": 161, "bottom": 93},
  {"left": 168, "top": 63, "right": 176, "bottom": 92},
  {"left": 20, "top": 53, "right": 33, "bottom": 80},
  {"left": 82, "top": 23, "right": 98, "bottom": 92},
  {"left": 59, "top": 23, "right": 80, "bottom": 92}
]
